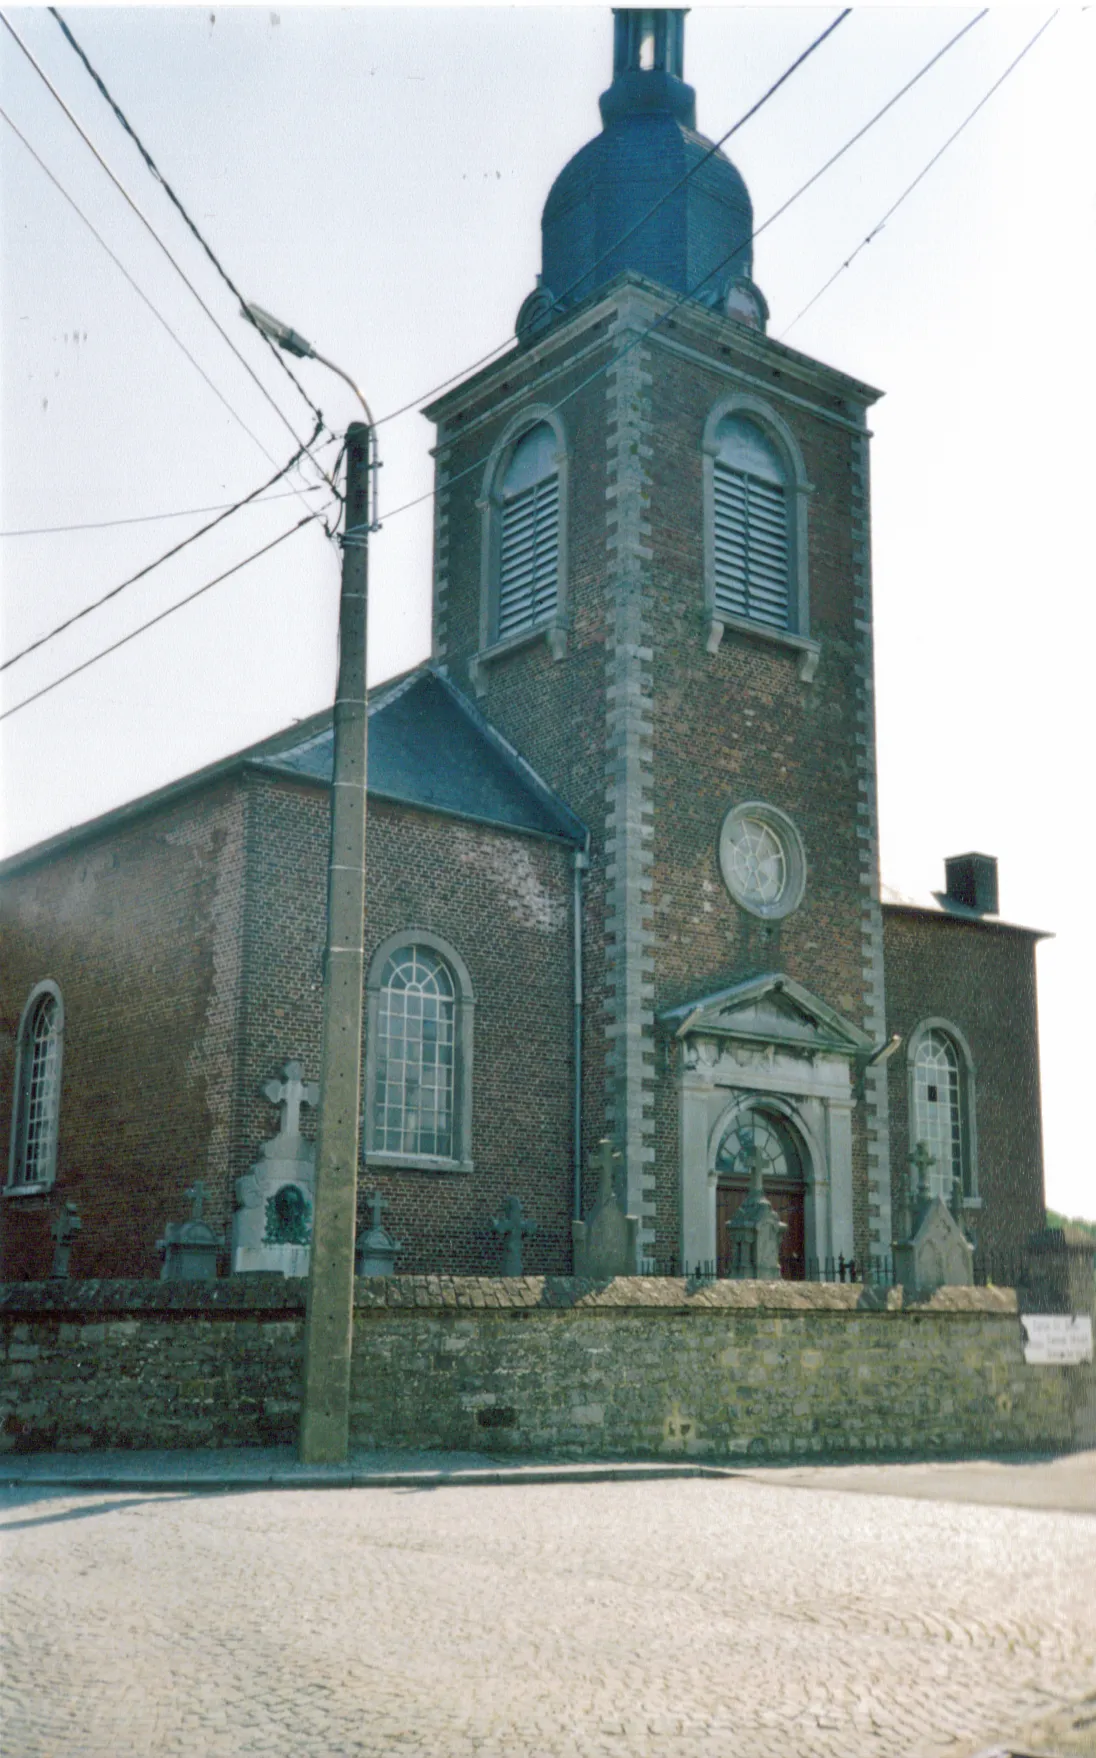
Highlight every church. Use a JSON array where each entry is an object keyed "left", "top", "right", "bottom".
[{"left": 0, "top": 9, "right": 1048, "bottom": 1286}]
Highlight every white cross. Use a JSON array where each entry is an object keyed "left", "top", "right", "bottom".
[{"left": 262, "top": 1060, "right": 319, "bottom": 1138}]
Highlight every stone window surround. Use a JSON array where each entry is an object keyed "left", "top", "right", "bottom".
[
  {"left": 905, "top": 1017, "right": 980, "bottom": 1207},
  {"left": 701, "top": 390, "right": 820, "bottom": 684},
  {"left": 469, "top": 404, "right": 571, "bottom": 699},
  {"left": 5, "top": 978, "right": 64, "bottom": 1197},
  {"left": 718, "top": 798, "right": 807, "bottom": 922},
  {"left": 362, "top": 929, "right": 475, "bottom": 1175}
]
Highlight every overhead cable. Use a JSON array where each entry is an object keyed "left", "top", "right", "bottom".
[
  {"left": 373, "top": 8, "right": 853, "bottom": 430},
  {"left": 362, "top": 10, "right": 989, "bottom": 534},
  {"left": 780, "top": 12, "right": 1058, "bottom": 339},
  {"left": 0, "top": 11, "right": 334, "bottom": 493},
  {"left": 1, "top": 480, "right": 330, "bottom": 539},
  {"left": 0, "top": 102, "right": 279, "bottom": 470},
  {"left": 1, "top": 423, "right": 324, "bottom": 673},
  {"left": 49, "top": 7, "right": 328, "bottom": 436},
  {"left": 1, "top": 516, "right": 319, "bottom": 723}
]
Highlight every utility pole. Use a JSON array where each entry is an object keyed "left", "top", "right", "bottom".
[
  {"left": 299, "top": 420, "right": 371, "bottom": 1464},
  {"left": 239, "top": 302, "right": 377, "bottom": 1465}
]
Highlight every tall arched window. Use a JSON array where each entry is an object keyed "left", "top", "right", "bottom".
[
  {"left": 910, "top": 1023, "right": 977, "bottom": 1201},
  {"left": 364, "top": 933, "right": 475, "bottom": 1170},
  {"left": 712, "top": 415, "right": 790, "bottom": 631},
  {"left": 496, "top": 422, "right": 560, "bottom": 642},
  {"left": 8, "top": 981, "right": 63, "bottom": 1189}
]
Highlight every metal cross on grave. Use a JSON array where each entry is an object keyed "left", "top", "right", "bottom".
[
  {"left": 909, "top": 1140, "right": 936, "bottom": 1208},
  {"left": 493, "top": 1195, "right": 536, "bottom": 1277},
  {"left": 738, "top": 1136, "right": 768, "bottom": 1195},
  {"left": 262, "top": 1060, "right": 320, "bottom": 1140},
  {"left": 184, "top": 1182, "right": 206, "bottom": 1222},
  {"left": 590, "top": 1137, "right": 623, "bottom": 1210},
  {"left": 366, "top": 1190, "right": 389, "bottom": 1235}
]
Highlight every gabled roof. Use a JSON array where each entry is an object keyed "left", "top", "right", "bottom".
[
  {"left": 661, "top": 972, "right": 875, "bottom": 1056},
  {"left": 253, "top": 667, "right": 585, "bottom": 846},
  {"left": 0, "top": 666, "right": 585, "bottom": 878}
]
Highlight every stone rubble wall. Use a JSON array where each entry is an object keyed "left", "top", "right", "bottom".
[{"left": 0, "top": 1277, "right": 1089, "bottom": 1459}]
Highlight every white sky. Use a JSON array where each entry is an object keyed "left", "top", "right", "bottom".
[{"left": 1, "top": 4, "right": 1093, "bottom": 1218}]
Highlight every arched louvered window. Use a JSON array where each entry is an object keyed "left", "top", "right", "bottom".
[
  {"left": 496, "top": 422, "right": 560, "bottom": 642},
  {"left": 712, "top": 415, "right": 790, "bottom": 631},
  {"left": 8, "top": 982, "right": 63, "bottom": 1189},
  {"left": 364, "top": 933, "right": 475, "bottom": 1170},
  {"left": 911, "top": 1026, "right": 975, "bottom": 1201}
]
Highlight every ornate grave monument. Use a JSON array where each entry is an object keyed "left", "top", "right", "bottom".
[
  {"left": 726, "top": 1141, "right": 786, "bottom": 1280},
  {"left": 893, "top": 1140, "right": 973, "bottom": 1296},
  {"left": 493, "top": 1195, "right": 536, "bottom": 1276},
  {"left": 572, "top": 1139, "right": 639, "bottom": 1279},
  {"left": 232, "top": 1060, "right": 318, "bottom": 1276},
  {"left": 355, "top": 1191, "right": 402, "bottom": 1277},
  {"left": 158, "top": 1183, "right": 224, "bottom": 1281}
]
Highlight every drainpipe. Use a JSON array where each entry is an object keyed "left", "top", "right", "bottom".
[{"left": 572, "top": 847, "right": 589, "bottom": 1220}]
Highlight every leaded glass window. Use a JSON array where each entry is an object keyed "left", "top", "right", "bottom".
[
  {"left": 715, "top": 1108, "right": 803, "bottom": 1183},
  {"left": 497, "top": 423, "right": 559, "bottom": 641},
  {"left": 11, "top": 989, "right": 62, "bottom": 1187},
  {"left": 912, "top": 1030, "right": 963, "bottom": 1199},
  {"left": 373, "top": 947, "right": 456, "bottom": 1159},
  {"left": 712, "top": 415, "right": 790, "bottom": 631}
]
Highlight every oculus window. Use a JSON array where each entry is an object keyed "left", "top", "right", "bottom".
[
  {"left": 712, "top": 415, "right": 790, "bottom": 632},
  {"left": 718, "top": 801, "right": 806, "bottom": 920}
]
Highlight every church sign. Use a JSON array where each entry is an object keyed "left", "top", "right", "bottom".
[{"left": 1019, "top": 1314, "right": 1094, "bottom": 1366}]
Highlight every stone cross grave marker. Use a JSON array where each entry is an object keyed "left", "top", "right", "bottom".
[
  {"left": 593, "top": 1136, "right": 620, "bottom": 1207},
  {"left": 50, "top": 1201, "right": 82, "bottom": 1279},
  {"left": 572, "top": 1137, "right": 638, "bottom": 1278},
  {"left": 356, "top": 1190, "right": 402, "bottom": 1277},
  {"left": 909, "top": 1140, "right": 936, "bottom": 1212},
  {"left": 261, "top": 1060, "right": 319, "bottom": 1145},
  {"left": 493, "top": 1195, "right": 536, "bottom": 1276},
  {"left": 367, "top": 1191, "right": 388, "bottom": 1233},
  {"left": 185, "top": 1182, "right": 206, "bottom": 1223}
]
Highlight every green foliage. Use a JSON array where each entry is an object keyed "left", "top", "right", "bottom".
[{"left": 1046, "top": 1209, "right": 1096, "bottom": 1242}]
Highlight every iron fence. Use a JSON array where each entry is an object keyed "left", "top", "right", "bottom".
[{"left": 634, "top": 1253, "right": 894, "bottom": 1286}]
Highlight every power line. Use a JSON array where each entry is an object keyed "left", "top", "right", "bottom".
[
  {"left": 779, "top": 13, "right": 1058, "bottom": 340},
  {"left": 49, "top": 6, "right": 328, "bottom": 439},
  {"left": 0, "top": 11, "right": 334, "bottom": 494},
  {"left": 1, "top": 426, "right": 326, "bottom": 672},
  {"left": 1, "top": 516, "right": 319, "bottom": 723},
  {"left": 373, "top": 9, "right": 853, "bottom": 431},
  {"left": 0, "top": 102, "right": 279, "bottom": 470},
  {"left": 1, "top": 481, "right": 330, "bottom": 539},
  {"left": 367, "top": 11, "right": 989, "bottom": 534}
]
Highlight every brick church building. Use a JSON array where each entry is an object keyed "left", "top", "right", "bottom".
[{"left": 1, "top": 9, "right": 1048, "bottom": 1284}]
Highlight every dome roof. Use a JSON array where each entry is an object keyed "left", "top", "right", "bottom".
[{"left": 517, "top": 9, "right": 765, "bottom": 344}]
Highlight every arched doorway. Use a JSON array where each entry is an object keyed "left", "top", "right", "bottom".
[{"left": 715, "top": 1106, "right": 807, "bottom": 1280}]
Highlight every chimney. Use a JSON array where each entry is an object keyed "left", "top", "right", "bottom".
[{"left": 944, "top": 853, "right": 999, "bottom": 916}]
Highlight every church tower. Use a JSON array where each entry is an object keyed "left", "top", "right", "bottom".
[{"left": 425, "top": 9, "right": 892, "bottom": 1274}]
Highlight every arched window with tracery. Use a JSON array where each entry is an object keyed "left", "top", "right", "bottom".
[
  {"left": 364, "top": 934, "right": 475, "bottom": 1170},
  {"left": 496, "top": 421, "right": 560, "bottom": 642},
  {"left": 8, "top": 981, "right": 63, "bottom": 1189},
  {"left": 711, "top": 415, "right": 791, "bottom": 631},
  {"left": 910, "top": 1023, "right": 977, "bottom": 1202}
]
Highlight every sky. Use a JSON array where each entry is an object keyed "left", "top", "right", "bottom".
[{"left": 1, "top": 3, "right": 1093, "bottom": 1218}]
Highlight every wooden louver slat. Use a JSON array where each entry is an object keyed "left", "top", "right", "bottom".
[
  {"left": 498, "top": 475, "right": 559, "bottom": 640},
  {"left": 712, "top": 461, "right": 789, "bottom": 631}
]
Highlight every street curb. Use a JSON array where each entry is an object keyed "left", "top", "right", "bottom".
[{"left": 2, "top": 1462, "right": 740, "bottom": 1493}]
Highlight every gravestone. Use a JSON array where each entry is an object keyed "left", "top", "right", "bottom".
[
  {"left": 726, "top": 1142, "right": 785, "bottom": 1281},
  {"left": 355, "top": 1191, "right": 402, "bottom": 1277},
  {"left": 493, "top": 1195, "right": 536, "bottom": 1276},
  {"left": 893, "top": 1141, "right": 973, "bottom": 1296},
  {"left": 232, "top": 1060, "right": 318, "bottom": 1276},
  {"left": 50, "top": 1202, "right": 81, "bottom": 1279},
  {"left": 158, "top": 1182, "right": 224, "bottom": 1281},
  {"left": 572, "top": 1139, "right": 638, "bottom": 1278}
]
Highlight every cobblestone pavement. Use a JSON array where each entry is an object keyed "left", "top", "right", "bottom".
[{"left": 2, "top": 1476, "right": 1094, "bottom": 1758}]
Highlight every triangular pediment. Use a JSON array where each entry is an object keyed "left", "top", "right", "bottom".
[{"left": 661, "top": 973, "right": 874, "bottom": 1057}]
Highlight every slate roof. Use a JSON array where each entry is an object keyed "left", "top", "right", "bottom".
[
  {"left": 879, "top": 882, "right": 1050, "bottom": 940},
  {"left": 253, "top": 667, "right": 585, "bottom": 846}
]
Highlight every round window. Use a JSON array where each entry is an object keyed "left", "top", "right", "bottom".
[{"left": 718, "top": 801, "right": 805, "bottom": 920}]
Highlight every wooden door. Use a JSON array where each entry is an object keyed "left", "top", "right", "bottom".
[{"left": 717, "top": 1179, "right": 806, "bottom": 1281}]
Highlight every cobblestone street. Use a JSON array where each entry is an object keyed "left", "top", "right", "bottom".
[{"left": 3, "top": 1471, "right": 1095, "bottom": 1758}]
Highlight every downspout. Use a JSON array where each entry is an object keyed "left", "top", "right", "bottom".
[{"left": 572, "top": 847, "right": 589, "bottom": 1220}]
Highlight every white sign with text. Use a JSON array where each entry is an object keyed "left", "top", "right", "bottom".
[{"left": 1020, "top": 1314, "right": 1094, "bottom": 1365}]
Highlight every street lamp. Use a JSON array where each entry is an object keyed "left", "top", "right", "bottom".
[{"left": 243, "top": 300, "right": 377, "bottom": 1464}]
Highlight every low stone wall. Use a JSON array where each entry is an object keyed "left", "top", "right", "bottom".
[{"left": 1, "top": 1277, "right": 1091, "bottom": 1458}]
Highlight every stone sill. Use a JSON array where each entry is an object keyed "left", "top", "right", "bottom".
[
  {"left": 0, "top": 1275, "right": 1020, "bottom": 1319},
  {"left": 706, "top": 615, "right": 820, "bottom": 682},
  {"left": 364, "top": 1154, "right": 474, "bottom": 1177},
  {"left": 2, "top": 1181, "right": 54, "bottom": 1200},
  {"left": 468, "top": 620, "right": 567, "bottom": 697}
]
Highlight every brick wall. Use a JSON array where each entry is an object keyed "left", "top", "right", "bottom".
[
  {"left": 883, "top": 906, "right": 1046, "bottom": 1258},
  {"left": 0, "top": 783, "right": 248, "bottom": 1280},
  {"left": 2, "top": 1277, "right": 1090, "bottom": 1460}
]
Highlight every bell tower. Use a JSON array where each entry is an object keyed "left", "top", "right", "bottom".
[{"left": 426, "top": 9, "right": 892, "bottom": 1272}]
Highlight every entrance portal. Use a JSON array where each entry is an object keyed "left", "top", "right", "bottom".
[{"left": 715, "top": 1108, "right": 806, "bottom": 1280}]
